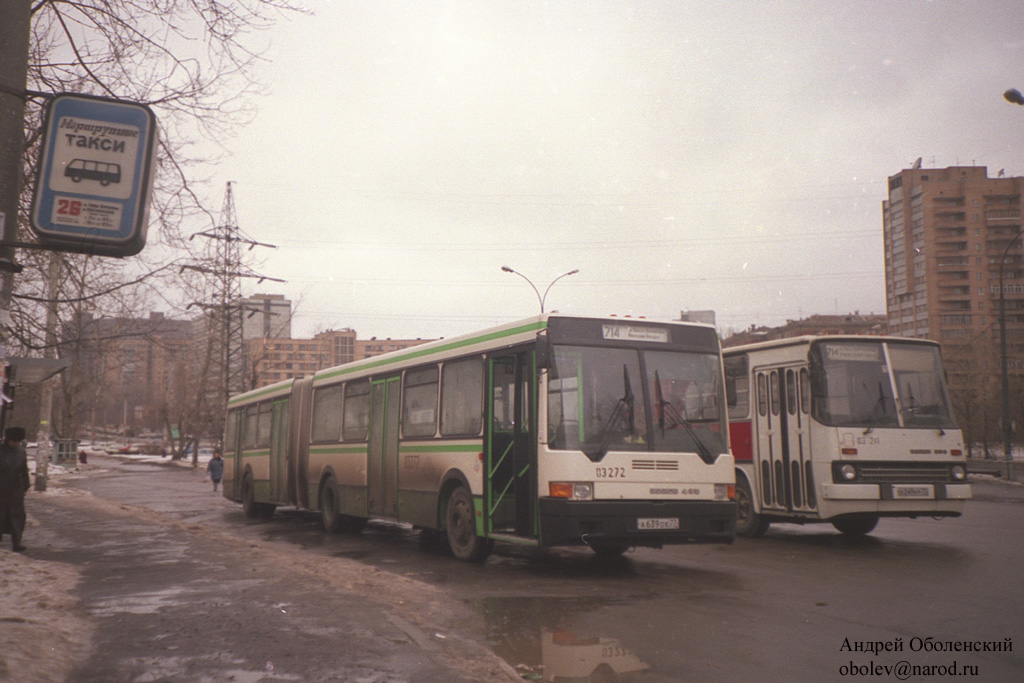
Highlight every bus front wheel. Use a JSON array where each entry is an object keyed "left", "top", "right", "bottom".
[
  {"left": 831, "top": 514, "right": 879, "bottom": 537},
  {"left": 735, "top": 476, "right": 770, "bottom": 538},
  {"left": 445, "top": 486, "right": 492, "bottom": 562}
]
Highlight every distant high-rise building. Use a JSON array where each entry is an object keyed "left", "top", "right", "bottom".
[
  {"left": 239, "top": 293, "right": 292, "bottom": 340},
  {"left": 882, "top": 166, "right": 1023, "bottom": 355}
]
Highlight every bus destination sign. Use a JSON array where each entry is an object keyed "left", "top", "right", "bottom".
[
  {"left": 30, "top": 93, "right": 157, "bottom": 257},
  {"left": 602, "top": 324, "right": 669, "bottom": 343}
]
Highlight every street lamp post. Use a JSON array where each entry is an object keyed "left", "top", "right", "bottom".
[
  {"left": 1000, "top": 88, "right": 1023, "bottom": 477},
  {"left": 998, "top": 229, "right": 1023, "bottom": 478},
  {"left": 501, "top": 266, "right": 579, "bottom": 313}
]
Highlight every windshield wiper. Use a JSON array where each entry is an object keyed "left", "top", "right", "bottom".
[
  {"left": 586, "top": 365, "right": 636, "bottom": 462},
  {"left": 864, "top": 381, "right": 890, "bottom": 435},
  {"left": 655, "top": 370, "right": 715, "bottom": 464}
]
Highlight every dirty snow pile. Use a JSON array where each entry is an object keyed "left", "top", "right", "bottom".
[{"left": 0, "top": 542, "right": 92, "bottom": 683}]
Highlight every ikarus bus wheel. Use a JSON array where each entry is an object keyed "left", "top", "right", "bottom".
[
  {"left": 445, "top": 486, "right": 493, "bottom": 562},
  {"left": 735, "top": 475, "right": 770, "bottom": 538},
  {"left": 831, "top": 514, "right": 879, "bottom": 537}
]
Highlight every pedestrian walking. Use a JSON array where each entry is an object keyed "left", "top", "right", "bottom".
[
  {"left": 206, "top": 448, "right": 225, "bottom": 492},
  {"left": 0, "top": 426, "right": 31, "bottom": 552}
]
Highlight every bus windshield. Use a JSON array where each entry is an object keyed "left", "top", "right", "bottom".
[
  {"left": 546, "top": 345, "right": 727, "bottom": 461},
  {"left": 810, "top": 340, "right": 956, "bottom": 429}
]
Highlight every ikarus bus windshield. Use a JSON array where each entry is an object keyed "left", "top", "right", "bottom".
[
  {"left": 547, "top": 346, "right": 727, "bottom": 462},
  {"left": 809, "top": 340, "right": 956, "bottom": 430}
]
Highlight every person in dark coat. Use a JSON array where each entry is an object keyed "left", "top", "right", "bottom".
[
  {"left": 205, "top": 448, "right": 225, "bottom": 492},
  {"left": 0, "top": 426, "right": 30, "bottom": 552}
]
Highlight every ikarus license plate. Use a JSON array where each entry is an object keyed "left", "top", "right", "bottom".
[
  {"left": 893, "top": 484, "right": 934, "bottom": 499},
  {"left": 637, "top": 517, "right": 680, "bottom": 530}
]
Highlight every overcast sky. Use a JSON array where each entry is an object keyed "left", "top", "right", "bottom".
[{"left": 205, "top": 0, "right": 1024, "bottom": 341}]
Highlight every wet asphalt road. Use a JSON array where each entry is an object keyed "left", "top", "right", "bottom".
[
  {"left": 22, "top": 455, "right": 1024, "bottom": 682},
  {"left": 25, "top": 457, "right": 515, "bottom": 683}
]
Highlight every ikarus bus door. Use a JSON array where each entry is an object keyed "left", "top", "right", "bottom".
[
  {"left": 754, "top": 366, "right": 816, "bottom": 514},
  {"left": 269, "top": 398, "right": 289, "bottom": 503},
  {"left": 487, "top": 352, "right": 536, "bottom": 537},
  {"left": 367, "top": 376, "right": 401, "bottom": 517}
]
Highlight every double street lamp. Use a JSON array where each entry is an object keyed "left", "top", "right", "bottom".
[{"left": 501, "top": 266, "right": 579, "bottom": 314}]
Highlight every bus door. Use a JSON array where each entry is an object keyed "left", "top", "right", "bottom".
[
  {"left": 367, "top": 376, "right": 401, "bottom": 518},
  {"left": 487, "top": 352, "right": 536, "bottom": 537},
  {"left": 269, "top": 398, "right": 289, "bottom": 503},
  {"left": 755, "top": 366, "right": 815, "bottom": 514}
]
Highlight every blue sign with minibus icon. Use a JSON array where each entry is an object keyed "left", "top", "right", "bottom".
[{"left": 30, "top": 93, "right": 157, "bottom": 257}]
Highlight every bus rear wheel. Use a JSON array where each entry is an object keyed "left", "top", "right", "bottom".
[
  {"left": 445, "top": 486, "right": 492, "bottom": 562},
  {"left": 735, "top": 476, "right": 770, "bottom": 538},
  {"left": 831, "top": 514, "right": 879, "bottom": 537},
  {"left": 321, "top": 477, "right": 365, "bottom": 534}
]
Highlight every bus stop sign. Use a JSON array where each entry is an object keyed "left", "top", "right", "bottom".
[{"left": 30, "top": 93, "right": 157, "bottom": 257}]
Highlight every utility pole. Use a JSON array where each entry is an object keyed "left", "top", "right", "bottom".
[
  {"left": 183, "top": 182, "right": 281, "bottom": 452},
  {"left": 0, "top": 3, "right": 32, "bottom": 431}
]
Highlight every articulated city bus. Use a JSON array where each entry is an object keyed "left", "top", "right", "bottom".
[
  {"left": 222, "top": 314, "right": 736, "bottom": 561},
  {"left": 723, "top": 336, "right": 971, "bottom": 537}
]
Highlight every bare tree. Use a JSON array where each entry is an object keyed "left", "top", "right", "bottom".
[{"left": 9, "top": 1, "right": 304, "bottom": 438}]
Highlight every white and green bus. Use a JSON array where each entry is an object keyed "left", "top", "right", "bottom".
[{"left": 222, "top": 314, "right": 736, "bottom": 561}]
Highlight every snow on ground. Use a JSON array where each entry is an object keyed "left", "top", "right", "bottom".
[{"left": 0, "top": 471, "right": 93, "bottom": 683}]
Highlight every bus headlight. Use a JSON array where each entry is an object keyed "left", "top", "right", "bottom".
[
  {"left": 549, "top": 482, "right": 594, "bottom": 501},
  {"left": 840, "top": 464, "right": 858, "bottom": 481},
  {"left": 951, "top": 465, "right": 966, "bottom": 481},
  {"left": 715, "top": 484, "right": 735, "bottom": 501}
]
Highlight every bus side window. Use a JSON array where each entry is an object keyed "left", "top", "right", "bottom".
[
  {"left": 343, "top": 381, "right": 371, "bottom": 441},
  {"left": 224, "top": 409, "right": 239, "bottom": 455},
  {"left": 256, "top": 402, "right": 273, "bottom": 448},
  {"left": 757, "top": 372, "right": 767, "bottom": 417},
  {"left": 724, "top": 355, "right": 749, "bottom": 420},
  {"left": 770, "top": 371, "right": 781, "bottom": 417},
  {"left": 403, "top": 365, "right": 440, "bottom": 438},
  {"left": 244, "top": 405, "right": 259, "bottom": 449},
  {"left": 800, "top": 369, "right": 811, "bottom": 414},
  {"left": 440, "top": 357, "right": 484, "bottom": 436},
  {"left": 786, "top": 369, "right": 797, "bottom": 415},
  {"left": 311, "top": 384, "right": 344, "bottom": 443}
]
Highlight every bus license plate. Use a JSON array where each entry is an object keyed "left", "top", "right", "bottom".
[
  {"left": 637, "top": 517, "right": 680, "bottom": 530},
  {"left": 893, "top": 485, "right": 934, "bottom": 499}
]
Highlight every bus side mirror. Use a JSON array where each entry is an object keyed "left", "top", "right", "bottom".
[
  {"left": 726, "top": 379, "right": 737, "bottom": 407},
  {"left": 536, "top": 331, "right": 551, "bottom": 370}
]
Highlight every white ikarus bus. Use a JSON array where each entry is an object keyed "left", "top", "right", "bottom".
[
  {"left": 222, "top": 314, "right": 736, "bottom": 561},
  {"left": 724, "top": 335, "right": 970, "bottom": 537}
]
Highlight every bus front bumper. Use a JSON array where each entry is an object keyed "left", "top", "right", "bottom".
[
  {"left": 822, "top": 483, "right": 972, "bottom": 501},
  {"left": 538, "top": 498, "right": 736, "bottom": 547}
]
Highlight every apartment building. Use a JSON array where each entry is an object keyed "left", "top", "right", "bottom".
[
  {"left": 245, "top": 331, "right": 432, "bottom": 388},
  {"left": 883, "top": 165, "right": 1023, "bottom": 359}
]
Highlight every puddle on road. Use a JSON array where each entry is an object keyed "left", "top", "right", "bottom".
[{"left": 470, "top": 595, "right": 651, "bottom": 682}]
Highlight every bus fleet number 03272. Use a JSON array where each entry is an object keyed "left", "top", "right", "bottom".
[{"left": 595, "top": 466, "right": 627, "bottom": 479}]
